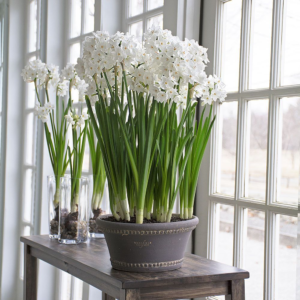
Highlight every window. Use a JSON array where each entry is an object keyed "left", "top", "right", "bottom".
[
  {"left": 0, "top": 0, "right": 8, "bottom": 288},
  {"left": 200, "top": 0, "right": 300, "bottom": 299},
  {"left": 125, "top": 0, "right": 164, "bottom": 41},
  {"left": 19, "top": 0, "right": 41, "bottom": 279}
]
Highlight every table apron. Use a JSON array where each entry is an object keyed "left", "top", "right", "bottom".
[
  {"left": 30, "top": 247, "right": 121, "bottom": 299},
  {"left": 137, "top": 280, "right": 231, "bottom": 299}
]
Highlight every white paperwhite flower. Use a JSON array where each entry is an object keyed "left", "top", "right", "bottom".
[
  {"left": 81, "top": 112, "right": 89, "bottom": 121},
  {"left": 21, "top": 59, "right": 48, "bottom": 84},
  {"left": 34, "top": 102, "right": 52, "bottom": 123},
  {"left": 44, "top": 102, "right": 55, "bottom": 111},
  {"left": 156, "top": 91, "right": 167, "bottom": 103},
  {"left": 65, "top": 111, "right": 89, "bottom": 128},
  {"left": 47, "top": 64, "right": 60, "bottom": 88},
  {"left": 210, "top": 89, "right": 220, "bottom": 101},
  {"left": 57, "top": 81, "right": 69, "bottom": 97},
  {"left": 200, "top": 76, "right": 227, "bottom": 105},
  {"left": 207, "top": 75, "right": 215, "bottom": 89},
  {"left": 75, "top": 77, "right": 89, "bottom": 102},
  {"left": 166, "top": 88, "right": 178, "bottom": 100},
  {"left": 62, "top": 63, "right": 76, "bottom": 80},
  {"left": 201, "top": 95, "right": 213, "bottom": 106},
  {"left": 76, "top": 117, "right": 85, "bottom": 128}
]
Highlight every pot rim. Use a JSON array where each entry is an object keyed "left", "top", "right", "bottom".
[{"left": 97, "top": 213, "right": 199, "bottom": 230}]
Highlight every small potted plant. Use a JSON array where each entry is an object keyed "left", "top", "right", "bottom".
[
  {"left": 75, "top": 27, "right": 226, "bottom": 272},
  {"left": 22, "top": 61, "right": 91, "bottom": 240},
  {"left": 22, "top": 61, "right": 70, "bottom": 239},
  {"left": 58, "top": 64, "right": 90, "bottom": 244}
]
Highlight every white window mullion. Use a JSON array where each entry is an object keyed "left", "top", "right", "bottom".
[
  {"left": 209, "top": 103, "right": 220, "bottom": 195},
  {"left": 143, "top": 0, "right": 147, "bottom": 33},
  {"left": 264, "top": 210, "right": 276, "bottom": 300},
  {"left": 235, "top": 97, "right": 246, "bottom": 201},
  {"left": 225, "top": 87, "right": 300, "bottom": 100},
  {"left": 207, "top": 201, "right": 217, "bottom": 260},
  {"left": 270, "top": 0, "right": 283, "bottom": 90},
  {"left": 233, "top": 204, "right": 245, "bottom": 268},
  {"left": 239, "top": 0, "right": 251, "bottom": 93},
  {"left": 266, "top": 97, "right": 279, "bottom": 207}
]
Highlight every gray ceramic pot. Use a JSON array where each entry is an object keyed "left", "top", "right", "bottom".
[{"left": 96, "top": 214, "right": 199, "bottom": 272}]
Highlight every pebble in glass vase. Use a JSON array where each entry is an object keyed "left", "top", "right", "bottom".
[
  {"left": 58, "top": 176, "right": 89, "bottom": 244},
  {"left": 48, "top": 175, "right": 60, "bottom": 239}
]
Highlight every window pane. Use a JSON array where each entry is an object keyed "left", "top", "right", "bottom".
[
  {"left": 248, "top": 0, "right": 273, "bottom": 89},
  {"left": 23, "top": 169, "right": 34, "bottom": 222},
  {"left": 70, "top": 0, "right": 82, "bottom": 38},
  {"left": 25, "top": 113, "right": 37, "bottom": 165},
  {"left": 129, "top": 21, "right": 143, "bottom": 42},
  {"left": 147, "top": 14, "right": 163, "bottom": 30},
  {"left": 84, "top": 0, "right": 95, "bottom": 34},
  {"left": 148, "top": 0, "right": 164, "bottom": 10},
  {"left": 220, "top": 0, "right": 242, "bottom": 93},
  {"left": 129, "top": 0, "right": 143, "bottom": 17},
  {"left": 244, "top": 99, "right": 268, "bottom": 201},
  {"left": 213, "top": 204, "right": 234, "bottom": 266},
  {"left": 280, "top": 0, "right": 300, "bottom": 86},
  {"left": 276, "top": 97, "right": 300, "bottom": 206},
  {"left": 216, "top": 101, "right": 238, "bottom": 196},
  {"left": 275, "top": 215, "right": 297, "bottom": 300},
  {"left": 243, "top": 209, "right": 265, "bottom": 300},
  {"left": 28, "top": 0, "right": 38, "bottom": 52},
  {"left": 26, "top": 82, "right": 36, "bottom": 108},
  {"left": 70, "top": 42, "right": 81, "bottom": 64}
]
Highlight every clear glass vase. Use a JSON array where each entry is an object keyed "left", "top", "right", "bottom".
[
  {"left": 48, "top": 175, "right": 60, "bottom": 239},
  {"left": 89, "top": 180, "right": 109, "bottom": 238},
  {"left": 58, "top": 176, "right": 89, "bottom": 244}
]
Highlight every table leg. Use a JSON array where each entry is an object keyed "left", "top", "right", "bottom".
[
  {"left": 231, "top": 279, "right": 245, "bottom": 300},
  {"left": 120, "top": 289, "right": 141, "bottom": 300},
  {"left": 102, "top": 291, "right": 115, "bottom": 300},
  {"left": 23, "top": 244, "right": 37, "bottom": 300}
]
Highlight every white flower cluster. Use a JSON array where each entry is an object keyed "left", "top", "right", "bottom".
[
  {"left": 22, "top": 60, "right": 89, "bottom": 101},
  {"left": 65, "top": 111, "right": 89, "bottom": 128},
  {"left": 199, "top": 75, "right": 227, "bottom": 105},
  {"left": 34, "top": 102, "right": 54, "bottom": 123},
  {"left": 62, "top": 63, "right": 89, "bottom": 102},
  {"left": 21, "top": 59, "right": 48, "bottom": 84},
  {"left": 76, "top": 27, "right": 226, "bottom": 108}
]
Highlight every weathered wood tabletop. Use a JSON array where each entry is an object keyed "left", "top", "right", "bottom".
[{"left": 21, "top": 235, "right": 249, "bottom": 300}]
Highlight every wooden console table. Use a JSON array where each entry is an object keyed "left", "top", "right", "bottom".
[{"left": 21, "top": 235, "right": 249, "bottom": 300}]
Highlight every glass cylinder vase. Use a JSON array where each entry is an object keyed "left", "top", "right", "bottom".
[
  {"left": 48, "top": 175, "right": 60, "bottom": 239},
  {"left": 89, "top": 180, "right": 109, "bottom": 238},
  {"left": 58, "top": 176, "right": 89, "bottom": 244}
]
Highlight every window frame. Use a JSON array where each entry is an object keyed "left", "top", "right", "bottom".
[
  {"left": 0, "top": 0, "right": 9, "bottom": 290},
  {"left": 124, "top": 0, "right": 164, "bottom": 34},
  {"left": 196, "top": 1, "right": 300, "bottom": 299},
  {"left": 22, "top": 0, "right": 45, "bottom": 237}
]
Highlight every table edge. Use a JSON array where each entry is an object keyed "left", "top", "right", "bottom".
[
  {"left": 20, "top": 235, "right": 123, "bottom": 289},
  {"left": 20, "top": 235, "right": 250, "bottom": 289}
]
